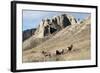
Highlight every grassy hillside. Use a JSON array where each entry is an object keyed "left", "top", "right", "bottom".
[{"left": 22, "top": 17, "right": 91, "bottom": 63}]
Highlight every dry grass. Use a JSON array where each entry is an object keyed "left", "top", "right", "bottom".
[{"left": 22, "top": 20, "right": 91, "bottom": 63}]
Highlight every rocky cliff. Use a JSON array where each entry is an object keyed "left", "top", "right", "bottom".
[
  {"left": 23, "top": 14, "right": 78, "bottom": 50},
  {"left": 35, "top": 14, "right": 77, "bottom": 38}
]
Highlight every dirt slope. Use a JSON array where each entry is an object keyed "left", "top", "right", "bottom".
[{"left": 22, "top": 17, "right": 91, "bottom": 62}]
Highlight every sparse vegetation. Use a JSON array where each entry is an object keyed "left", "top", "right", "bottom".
[{"left": 22, "top": 14, "right": 91, "bottom": 63}]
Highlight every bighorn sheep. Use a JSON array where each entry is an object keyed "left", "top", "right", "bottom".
[
  {"left": 41, "top": 51, "right": 51, "bottom": 57},
  {"left": 56, "top": 49, "right": 64, "bottom": 55},
  {"left": 56, "top": 44, "right": 73, "bottom": 55},
  {"left": 67, "top": 44, "right": 73, "bottom": 51}
]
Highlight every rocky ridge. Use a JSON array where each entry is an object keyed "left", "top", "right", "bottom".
[{"left": 23, "top": 14, "right": 79, "bottom": 50}]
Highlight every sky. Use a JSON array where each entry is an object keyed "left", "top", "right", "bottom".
[{"left": 22, "top": 10, "right": 90, "bottom": 31}]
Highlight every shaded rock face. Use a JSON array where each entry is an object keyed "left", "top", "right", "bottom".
[
  {"left": 23, "top": 28, "right": 36, "bottom": 41},
  {"left": 60, "top": 14, "right": 71, "bottom": 28},
  {"left": 35, "top": 14, "right": 77, "bottom": 38}
]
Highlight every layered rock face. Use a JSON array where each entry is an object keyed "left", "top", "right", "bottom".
[
  {"left": 35, "top": 14, "right": 77, "bottom": 38},
  {"left": 22, "top": 14, "right": 78, "bottom": 50}
]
